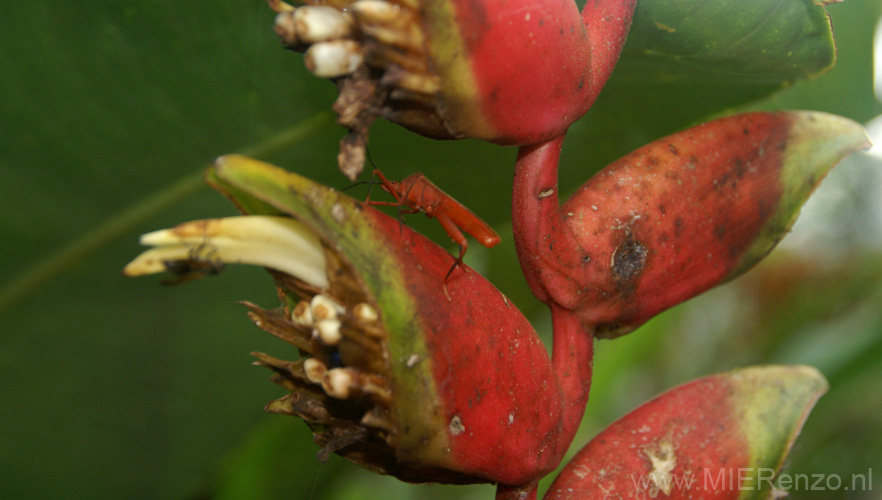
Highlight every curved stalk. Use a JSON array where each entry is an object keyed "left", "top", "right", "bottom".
[
  {"left": 550, "top": 303, "right": 595, "bottom": 450},
  {"left": 512, "top": 137, "right": 585, "bottom": 309},
  {"left": 494, "top": 304, "right": 594, "bottom": 499}
]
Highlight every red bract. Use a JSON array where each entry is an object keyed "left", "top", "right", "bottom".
[
  {"left": 127, "top": 156, "right": 594, "bottom": 488},
  {"left": 268, "top": 0, "right": 636, "bottom": 178},
  {"left": 423, "top": 0, "right": 635, "bottom": 145},
  {"left": 545, "top": 365, "right": 828, "bottom": 500},
  {"left": 513, "top": 111, "right": 870, "bottom": 336}
]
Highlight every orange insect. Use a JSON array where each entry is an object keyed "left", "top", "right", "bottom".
[{"left": 367, "top": 170, "right": 501, "bottom": 282}]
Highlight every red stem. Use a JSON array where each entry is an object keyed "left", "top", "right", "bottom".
[
  {"left": 512, "top": 137, "right": 585, "bottom": 309},
  {"left": 580, "top": 0, "right": 638, "bottom": 108},
  {"left": 550, "top": 303, "right": 595, "bottom": 456},
  {"left": 494, "top": 306, "right": 594, "bottom": 500},
  {"left": 512, "top": 134, "right": 595, "bottom": 448},
  {"left": 511, "top": 137, "right": 595, "bottom": 494}
]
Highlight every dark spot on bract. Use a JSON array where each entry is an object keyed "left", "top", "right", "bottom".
[
  {"left": 668, "top": 144, "right": 679, "bottom": 156},
  {"left": 674, "top": 216, "right": 685, "bottom": 237},
  {"left": 611, "top": 235, "right": 648, "bottom": 295},
  {"left": 733, "top": 158, "right": 746, "bottom": 179},
  {"left": 714, "top": 224, "right": 727, "bottom": 241}
]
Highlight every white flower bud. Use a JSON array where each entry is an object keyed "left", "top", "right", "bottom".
[
  {"left": 323, "top": 368, "right": 356, "bottom": 399},
  {"left": 304, "top": 40, "right": 363, "bottom": 78},
  {"left": 353, "top": 302, "right": 378, "bottom": 323},
  {"left": 291, "top": 301, "right": 313, "bottom": 326},
  {"left": 294, "top": 6, "right": 354, "bottom": 43},
  {"left": 315, "top": 318, "right": 343, "bottom": 345},
  {"left": 303, "top": 357, "right": 327, "bottom": 383},
  {"left": 310, "top": 294, "right": 344, "bottom": 320}
]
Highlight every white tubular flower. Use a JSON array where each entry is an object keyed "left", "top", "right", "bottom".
[{"left": 123, "top": 215, "right": 328, "bottom": 289}]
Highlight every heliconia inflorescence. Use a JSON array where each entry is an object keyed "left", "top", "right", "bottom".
[
  {"left": 122, "top": 150, "right": 854, "bottom": 499},
  {"left": 123, "top": 1, "right": 870, "bottom": 498},
  {"left": 125, "top": 155, "right": 595, "bottom": 487}
]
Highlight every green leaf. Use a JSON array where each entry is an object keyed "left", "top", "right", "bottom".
[
  {"left": 203, "top": 417, "right": 345, "bottom": 500},
  {"left": 562, "top": 0, "right": 840, "bottom": 179},
  {"left": 625, "top": 0, "right": 835, "bottom": 84}
]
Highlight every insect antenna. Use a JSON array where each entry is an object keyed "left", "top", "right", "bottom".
[
  {"left": 342, "top": 149, "right": 384, "bottom": 202},
  {"left": 368, "top": 150, "right": 419, "bottom": 226},
  {"left": 341, "top": 179, "right": 378, "bottom": 192},
  {"left": 364, "top": 149, "right": 383, "bottom": 204}
]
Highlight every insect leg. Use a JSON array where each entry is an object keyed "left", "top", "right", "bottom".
[{"left": 436, "top": 213, "right": 469, "bottom": 282}]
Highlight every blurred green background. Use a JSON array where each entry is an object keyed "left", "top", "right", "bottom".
[{"left": 1, "top": 1, "right": 881, "bottom": 499}]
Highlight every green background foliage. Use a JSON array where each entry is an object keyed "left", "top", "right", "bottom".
[{"left": 1, "top": 1, "right": 880, "bottom": 499}]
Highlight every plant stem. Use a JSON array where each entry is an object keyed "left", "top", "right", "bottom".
[
  {"left": 550, "top": 303, "right": 595, "bottom": 453},
  {"left": 580, "top": 0, "right": 637, "bottom": 108},
  {"left": 512, "top": 138, "right": 596, "bottom": 492},
  {"left": 493, "top": 293, "right": 594, "bottom": 500},
  {"left": 512, "top": 136, "right": 585, "bottom": 309}
]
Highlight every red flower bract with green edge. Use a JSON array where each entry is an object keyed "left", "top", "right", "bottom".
[
  {"left": 512, "top": 111, "right": 870, "bottom": 337},
  {"left": 268, "top": 0, "right": 636, "bottom": 178},
  {"left": 545, "top": 365, "right": 829, "bottom": 500},
  {"left": 124, "top": 155, "right": 595, "bottom": 488}
]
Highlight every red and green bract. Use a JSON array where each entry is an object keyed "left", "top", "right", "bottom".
[
  {"left": 545, "top": 366, "right": 828, "bottom": 499},
  {"left": 424, "top": 0, "right": 636, "bottom": 144},
  {"left": 208, "top": 156, "right": 595, "bottom": 486},
  {"left": 512, "top": 111, "right": 870, "bottom": 337}
]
